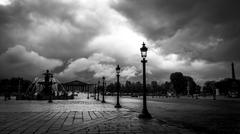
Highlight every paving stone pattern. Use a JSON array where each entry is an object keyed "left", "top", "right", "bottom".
[
  {"left": 0, "top": 111, "right": 196, "bottom": 134},
  {"left": 0, "top": 97, "right": 196, "bottom": 134}
]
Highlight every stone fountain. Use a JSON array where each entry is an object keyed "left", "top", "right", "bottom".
[{"left": 21, "top": 70, "right": 73, "bottom": 101}]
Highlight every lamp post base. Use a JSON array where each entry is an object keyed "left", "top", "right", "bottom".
[
  {"left": 101, "top": 100, "right": 105, "bottom": 103},
  {"left": 48, "top": 95, "right": 53, "bottom": 103},
  {"left": 114, "top": 104, "right": 122, "bottom": 108},
  {"left": 138, "top": 111, "right": 152, "bottom": 119}
]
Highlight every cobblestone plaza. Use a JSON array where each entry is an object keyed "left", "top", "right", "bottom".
[{"left": 0, "top": 95, "right": 196, "bottom": 134}]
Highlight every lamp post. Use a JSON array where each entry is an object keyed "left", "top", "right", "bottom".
[
  {"left": 101, "top": 77, "right": 105, "bottom": 103},
  {"left": 115, "top": 65, "right": 122, "bottom": 108},
  {"left": 17, "top": 77, "right": 21, "bottom": 100},
  {"left": 97, "top": 81, "right": 100, "bottom": 101},
  {"left": 94, "top": 84, "right": 97, "bottom": 99},
  {"left": 139, "top": 42, "right": 152, "bottom": 119},
  {"left": 87, "top": 84, "right": 90, "bottom": 99}
]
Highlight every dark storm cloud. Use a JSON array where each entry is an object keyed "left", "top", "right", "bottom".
[
  {"left": 112, "top": 0, "right": 240, "bottom": 62},
  {"left": 0, "top": 0, "right": 110, "bottom": 79},
  {"left": 0, "top": 2, "right": 31, "bottom": 53},
  {"left": 0, "top": 0, "right": 142, "bottom": 80},
  {"left": 0, "top": 45, "right": 62, "bottom": 78},
  {"left": 1, "top": 0, "right": 238, "bottom": 82},
  {"left": 0, "top": 0, "right": 103, "bottom": 60}
]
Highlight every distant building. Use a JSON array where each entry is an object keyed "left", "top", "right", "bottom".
[{"left": 63, "top": 80, "right": 92, "bottom": 93}]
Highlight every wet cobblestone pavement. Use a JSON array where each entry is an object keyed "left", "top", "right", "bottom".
[{"left": 0, "top": 95, "right": 196, "bottom": 134}]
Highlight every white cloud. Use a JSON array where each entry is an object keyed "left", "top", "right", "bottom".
[
  {"left": 58, "top": 53, "right": 138, "bottom": 81},
  {"left": 89, "top": 53, "right": 116, "bottom": 63},
  {"left": 121, "top": 66, "right": 137, "bottom": 79},
  {"left": 145, "top": 46, "right": 229, "bottom": 82},
  {"left": 0, "top": 0, "right": 11, "bottom": 6},
  {"left": 58, "top": 53, "right": 116, "bottom": 79}
]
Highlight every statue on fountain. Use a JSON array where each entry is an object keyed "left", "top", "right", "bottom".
[{"left": 40, "top": 70, "right": 54, "bottom": 103}]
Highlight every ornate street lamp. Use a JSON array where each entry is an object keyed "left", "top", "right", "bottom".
[
  {"left": 101, "top": 77, "right": 106, "bottom": 103},
  {"left": 115, "top": 65, "right": 122, "bottom": 108},
  {"left": 97, "top": 81, "right": 100, "bottom": 101},
  {"left": 139, "top": 42, "right": 152, "bottom": 119}
]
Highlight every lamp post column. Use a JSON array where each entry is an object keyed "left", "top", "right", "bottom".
[
  {"left": 97, "top": 81, "right": 100, "bottom": 101},
  {"left": 139, "top": 42, "right": 152, "bottom": 119},
  {"left": 102, "top": 77, "right": 105, "bottom": 103},
  {"left": 94, "top": 84, "right": 96, "bottom": 99},
  {"left": 115, "top": 65, "right": 121, "bottom": 108},
  {"left": 17, "top": 78, "right": 21, "bottom": 100},
  {"left": 87, "top": 85, "right": 90, "bottom": 99}
]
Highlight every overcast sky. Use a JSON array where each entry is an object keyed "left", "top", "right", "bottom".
[{"left": 0, "top": 0, "right": 239, "bottom": 84}]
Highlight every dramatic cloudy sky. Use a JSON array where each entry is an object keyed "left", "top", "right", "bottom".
[{"left": 0, "top": 0, "right": 240, "bottom": 84}]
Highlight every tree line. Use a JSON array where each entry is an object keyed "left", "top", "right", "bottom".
[
  {"left": 0, "top": 72, "right": 239, "bottom": 98},
  {"left": 105, "top": 72, "right": 201, "bottom": 97},
  {"left": 106, "top": 72, "right": 240, "bottom": 97},
  {"left": 0, "top": 78, "right": 31, "bottom": 95}
]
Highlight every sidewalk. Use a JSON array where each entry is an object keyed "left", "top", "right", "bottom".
[
  {"left": 116, "top": 95, "right": 240, "bottom": 104},
  {"left": 0, "top": 94, "right": 196, "bottom": 134}
]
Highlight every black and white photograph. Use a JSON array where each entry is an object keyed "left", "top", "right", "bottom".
[{"left": 0, "top": 0, "right": 240, "bottom": 133}]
